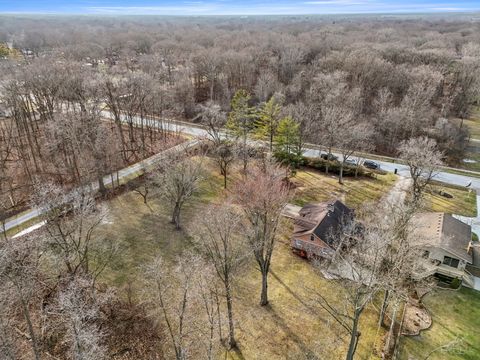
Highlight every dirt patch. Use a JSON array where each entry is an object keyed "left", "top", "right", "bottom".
[{"left": 402, "top": 302, "right": 432, "bottom": 336}]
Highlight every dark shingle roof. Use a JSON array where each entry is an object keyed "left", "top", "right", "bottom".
[{"left": 293, "top": 200, "right": 353, "bottom": 248}]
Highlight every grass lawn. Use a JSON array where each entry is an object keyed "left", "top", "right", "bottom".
[
  {"left": 96, "top": 157, "right": 226, "bottom": 292},
  {"left": 423, "top": 183, "right": 477, "bottom": 217},
  {"left": 95, "top": 161, "right": 399, "bottom": 359},
  {"left": 292, "top": 169, "right": 397, "bottom": 209},
  {"left": 461, "top": 106, "right": 480, "bottom": 140},
  {"left": 226, "top": 229, "right": 386, "bottom": 360},
  {"left": 398, "top": 288, "right": 480, "bottom": 360}
]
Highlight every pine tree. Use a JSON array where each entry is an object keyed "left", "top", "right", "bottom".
[
  {"left": 274, "top": 116, "right": 303, "bottom": 171},
  {"left": 226, "top": 90, "right": 253, "bottom": 173},
  {"left": 255, "top": 95, "right": 282, "bottom": 151}
]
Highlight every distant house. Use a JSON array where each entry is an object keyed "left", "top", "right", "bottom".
[
  {"left": 413, "top": 212, "right": 477, "bottom": 288},
  {"left": 291, "top": 200, "right": 353, "bottom": 259}
]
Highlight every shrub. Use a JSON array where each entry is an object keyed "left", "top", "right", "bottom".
[
  {"left": 304, "top": 157, "right": 365, "bottom": 177},
  {"left": 274, "top": 151, "right": 306, "bottom": 170},
  {"left": 450, "top": 277, "right": 462, "bottom": 289}
]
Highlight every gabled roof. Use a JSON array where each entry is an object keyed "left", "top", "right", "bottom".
[
  {"left": 293, "top": 200, "right": 353, "bottom": 247},
  {"left": 413, "top": 212, "right": 472, "bottom": 263}
]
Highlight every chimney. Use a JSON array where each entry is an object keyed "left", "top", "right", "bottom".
[{"left": 327, "top": 203, "right": 335, "bottom": 214}]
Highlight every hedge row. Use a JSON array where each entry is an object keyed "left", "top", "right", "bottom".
[{"left": 274, "top": 151, "right": 367, "bottom": 177}]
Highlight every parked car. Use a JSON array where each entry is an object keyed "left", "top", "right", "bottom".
[
  {"left": 344, "top": 158, "right": 356, "bottom": 165},
  {"left": 320, "top": 152, "right": 338, "bottom": 161},
  {"left": 363, "top": 160, "right": 380, "bottom": 170}
]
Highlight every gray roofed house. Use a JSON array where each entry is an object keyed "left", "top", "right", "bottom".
[{"left": 413, "top": 212, "right": 476, "bottom": 287}]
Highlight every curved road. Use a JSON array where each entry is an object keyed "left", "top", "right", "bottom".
[{"left": 3, "top": 111, "right": 479, "bottom": 234}]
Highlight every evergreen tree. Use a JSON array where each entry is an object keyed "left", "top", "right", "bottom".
[
  {"left": 255, "top": 95, "right": 282, "bottom": 151},
  {"left": 226, "top": 89, "right": 253, "bottom": 173},
  {"left": 274, "top": 116, "right": 303, "bottom": 172}
]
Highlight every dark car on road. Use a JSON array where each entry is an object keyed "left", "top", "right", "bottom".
[
  {"left": 363, "top": 160, "right": 380, "bottom": 170},
  {"left": 320, "top": 152, "right": 338, "bottom": 161}
]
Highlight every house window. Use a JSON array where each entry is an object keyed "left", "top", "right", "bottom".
[
  {"left": 443, "top": 256, "right": 460, "bottom": 268},
  {"left": 310, "top": 234, "right": 315, "bottom": 241}
]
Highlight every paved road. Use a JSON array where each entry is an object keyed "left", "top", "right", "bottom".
[
  {"left": 104, "top": 111, "right": 480, "bottom": 191},
  {"left": 2, "top": 138, "right": 201, "bottom": 233},
  {"left": 3, "top": 110, "right": 479, "bottom": 234}
]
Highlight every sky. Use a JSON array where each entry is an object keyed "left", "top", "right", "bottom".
[{"left": 0, "top": 0, "right": 479, "bottom": 15}]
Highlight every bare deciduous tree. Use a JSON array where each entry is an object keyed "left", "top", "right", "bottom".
[
  {"left": 0, "top": 236, "right": 43, "bottom": 360},
  {"left": 398, "top": 136, "right": 443, "bottom": 202},
  {"left": 337, "top": 122, "right": 374, "bottom": 184},
  {"left": 232, "top": 161, "right": 290, "bottom": 306},
  {"left": 313, "top": 219, "right": 387, "bottom": 360},
  {"left": 153, "top": 155, "right": 204, "bottom": 230},
  {"left": 194, "top": 203, "right": 247, "bottom": 349},
  {"left": 144, "top": 253, "right": 219, "bottom": 359},
  {"left": 57, "top": 276, "right": 107, "bottom": 360},
  {"left": 32, "top": 183, "right": 113, "bottom": 280}
]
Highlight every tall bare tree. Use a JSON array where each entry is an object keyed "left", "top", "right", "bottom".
[
  {"left": 0, "top": 235, "right": 43, "bottom": 360},
  {"left": 144, "top": 252, "right": 221, "bottom": 359},
  {"left": 57, "top": 276, "right": 107, "bottom": 360},
  {"left": 194, "top": 203, "right": 247, "bottom": 349},
  {"left": 313, "top": 216, "right": 387, "bottom": 360},
  {"left": 31, "top": 183, "right": 112, "bottom": 279},
  {"left": 398, "top": 136, "right": 443, "bottom": 202},
  {"left": 232, "top": 161, "right": 290, "bottom": 306},
  {"left": 153, "top": 155, "right": 204, "bottom": 230}
]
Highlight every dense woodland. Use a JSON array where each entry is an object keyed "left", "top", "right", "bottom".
[
  {"left": 0, "top": 14, "right": 479, "bottom": 360},
  {"left": 1, "top": 15, "right": 480, "bottom": 211}
]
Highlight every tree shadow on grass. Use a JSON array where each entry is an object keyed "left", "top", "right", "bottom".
[
  {"left": 226, "top": 346, "right": 246, "bottom": 360},
  {"left": 267, "top": 304, "right": 321, "bottom": 360},
  {"left": 270, "top": 270, "right": 321, "bottom": 315}
]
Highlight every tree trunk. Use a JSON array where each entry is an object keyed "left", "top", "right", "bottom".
[
  {"left": 383, "top": 300, "right": 399, "bottom": 357},
  {"left": 243, "top": 134, "right": 248, "bottom": 175},
  {"left": 98, "top": 175, "right": 107, "bottom": 196},
  {"left": 325, "top": 148, "right": 332, "bottom": 175},
  {"left": 346, "top": 309, "right": 362, "bottom": 360},
  {"left": 339, "top": 163, "right": 344, "bottom": 184},
  {"left": 20, "top": 297, "right": 41, "bottom": 360},
  {"left": 172, "top": 205, "right": 181, "bottom": 230},
  {"left": 225, "top": 280, "right": 236, "bottom": 349},
  {"left": 260, "top": 270, "right": 269, "bottom": 306},
  {"left": 379, "top": 290, "right": 390, "bottom": 328}
]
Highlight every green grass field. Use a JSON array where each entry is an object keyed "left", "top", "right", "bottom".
[{"left": 398, "top": 288, "right": 480, "bottom": 360}]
